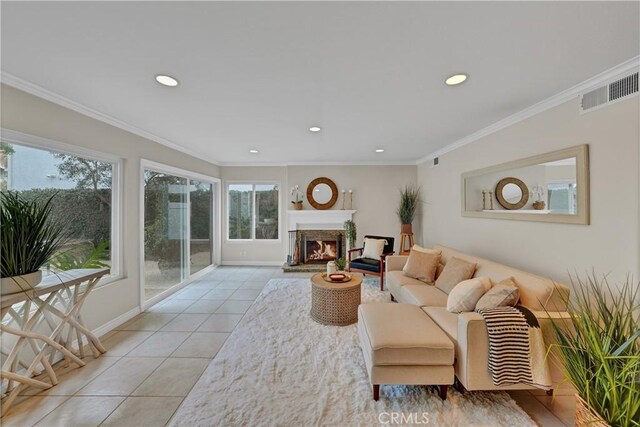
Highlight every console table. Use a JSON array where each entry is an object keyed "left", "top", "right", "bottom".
[{"left": 1, "top": 268, "right": 109, "bottom": 412}]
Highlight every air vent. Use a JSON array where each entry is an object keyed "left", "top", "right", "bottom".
[
  {"left": 432, "top": 157, "right": 439, "bottom": 167},
  {"left": 609, "top": 72, "right": 638, "bottom": 101},
  {"left": 580, "top": 71, "right": 639, "bottom": 114}
]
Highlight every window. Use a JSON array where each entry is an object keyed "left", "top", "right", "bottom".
[
  {"left": 1, "top": 138, "right": 120, "bottom": 278},
  {"left": 142, "top": 161, "right": 218, "bottom": 302},
  {"left": 228, "top": 183, "right": 279, "bottom": 240},
  {"left": 547, "top": 182, "right": 577, "bottom": 214}
]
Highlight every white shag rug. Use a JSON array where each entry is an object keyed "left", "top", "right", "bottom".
[{"left": 170, "top": 278, "right": 536, "bottom": 427}]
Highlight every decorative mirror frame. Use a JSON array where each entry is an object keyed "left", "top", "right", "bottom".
[
  {"left": 495, "top": 177, "right": 529, "bottom": 210},
  {"left": 307, "top": 177, "right": 339, "bottom": 210},
  {"left": 461, "top": 144, "right": 590, "bottom": 225}
]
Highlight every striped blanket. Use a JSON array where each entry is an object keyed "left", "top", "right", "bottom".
[{"left": 476, "top": 305, "right": 552, "bottom": 389}]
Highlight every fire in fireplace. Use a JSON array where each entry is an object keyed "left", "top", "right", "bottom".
[{"left": 305, "top": 240, "right": 338, "bottom": 263}]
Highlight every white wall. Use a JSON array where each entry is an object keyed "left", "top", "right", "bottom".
[
  {"left": 418, "top": 96, "right": 640, "bottom": 285},
  {"left": 220, "top": 164, "right": 418, "bottom": 264},
  {"left": 1, "top": 84, "right": 221, "bottom": 330}
]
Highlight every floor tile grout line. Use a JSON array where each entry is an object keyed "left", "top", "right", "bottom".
[{"left": 14, "top": 393, "right": 74, "bottom": 426}]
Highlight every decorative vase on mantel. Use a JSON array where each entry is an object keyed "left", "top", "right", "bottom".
[{"left": 293, "top": 201, "right": 303, "bottom": 210}]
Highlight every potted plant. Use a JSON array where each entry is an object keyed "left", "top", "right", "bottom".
[
  {"left": 0, "top": 192, "right": 68, "bottom": 295},
  {"left": 290, "top": 185, "right": 304, "bottom": 210},
  {"left": 396, "top": 185, "right": 420, "bottom": 234},
  {"left": 549, "top": 273, "right": 639, "bottom": 427},
  {"left": 334, "top": 257, "right": 347, "bottom": 273},
  {"left": 344, "top": 220, "right": 357, "bottom": 251}
]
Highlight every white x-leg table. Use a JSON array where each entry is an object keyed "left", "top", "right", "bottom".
[{"left": 1, "top": 269, "right": 109, "bottom": 412}]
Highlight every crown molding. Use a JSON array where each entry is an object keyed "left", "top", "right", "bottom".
[
  {"left": 217, "top": 160, "right": 417, "bottom": 167},
  {"left": 416, "top": 55, "right": 640, "bottom": 164},
  {"left": 1, "top": 71, "right": 221, "bottom": 166}
]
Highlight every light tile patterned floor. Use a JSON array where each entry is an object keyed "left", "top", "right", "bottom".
[{"left": 2, "top": 266, "right": 575, "bottom": 426}]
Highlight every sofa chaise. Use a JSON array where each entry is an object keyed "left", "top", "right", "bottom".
[{"left": 358, "top": 245, "right": 570, "bottom": 400}]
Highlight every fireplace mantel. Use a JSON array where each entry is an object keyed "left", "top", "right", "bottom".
[{"left": 287, "top": 210, "right": 356, "bottom": 231}]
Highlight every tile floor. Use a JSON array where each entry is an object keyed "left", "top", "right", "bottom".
[{"left": 2, "top": 266, "right": 575, "bottom": 426}]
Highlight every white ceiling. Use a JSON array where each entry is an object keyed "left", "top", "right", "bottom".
[{"left": 2, "top": 1, "right": 638, "bottom": 165}]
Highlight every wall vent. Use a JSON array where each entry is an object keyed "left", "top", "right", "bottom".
[
  {"left": 580, "top": 71, "right": 638, "bottom": 114},
  {"left": 432, "top": 157, "right": 439, "bottom": 167}
]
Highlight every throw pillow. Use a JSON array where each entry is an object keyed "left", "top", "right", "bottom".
[
  {"left": 402, "top": 250, "right": 441, "bottom": 284},
  {"left": 362, "top": 238, "right": 386, "bottom": 259},
  {"left": 447, "top": 277, "right": 492, "bottom": 313},
  {"left": 410, "top": 245, "right": 441, "bottom": 255},
  {"left": 475, "top": 277, "right": 520, "bottom": 310},
  {"left": 435, "top": 257, "right": 477, "bottom": 294},
  {"left": 403, "top": 246, "right": 441, "bottom": 274}
]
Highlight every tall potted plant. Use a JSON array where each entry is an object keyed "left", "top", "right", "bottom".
[
  {"left": 396, "top": 185, "right": 420, "bottom": 234},
  {"left": 0, "top": 192, "right": 68, "bottom": 295},
  {"left": 550, "top": 273, "right": 639, "bottom": 427}
]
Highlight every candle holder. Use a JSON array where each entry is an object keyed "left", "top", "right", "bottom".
[
  {"left": 349, "top": 190, "right": 353, "bottom": 210},
  {"left": 341, "top": 190, "right": 346, "bottom": 210}
]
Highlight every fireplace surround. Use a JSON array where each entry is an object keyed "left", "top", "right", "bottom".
[{"left": 284, "top": 209, "right": 355, "bottom": 271}]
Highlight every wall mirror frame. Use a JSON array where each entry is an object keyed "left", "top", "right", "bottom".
[
  {"left": 307, "top": 177, "right": 338, "bottom": 210},
  {"left": 461, "top": 144, "right": 590, "bottom": 225}
]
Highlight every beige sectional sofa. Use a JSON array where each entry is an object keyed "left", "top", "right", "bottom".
[{"left": 385, "top": 245, "right": 570, "bottom": 392}]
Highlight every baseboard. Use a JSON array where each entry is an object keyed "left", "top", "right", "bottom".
[
  {"left": 222, "top": 260, "right": 283, "bottom": 266},
  {"left": 92, "top": 306, "right": 141, "bottom": 338}
]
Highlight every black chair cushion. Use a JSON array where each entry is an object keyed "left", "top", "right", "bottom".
[
  {"left": 350, "top": 257, "right": 381, "bottom": 273},
  {"left": 363, "top": 235, "right": 395, "bottom": 254}
]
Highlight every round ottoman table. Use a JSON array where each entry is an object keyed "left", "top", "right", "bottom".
[{"left": 310, "top": 273, "right": 362, "bottom": 326}]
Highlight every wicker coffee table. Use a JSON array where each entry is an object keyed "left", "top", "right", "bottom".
[{"left": 310, "top": 273, "right": 362, "bottom": 326}]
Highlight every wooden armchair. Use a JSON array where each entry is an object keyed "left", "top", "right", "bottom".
[{"left": 348, "top": 235, "right": 395, "bottom": 291}]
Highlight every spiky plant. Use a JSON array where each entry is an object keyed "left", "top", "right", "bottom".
[
  {"left": 396, "top": 185, "right": 420, "bottom": 225},
  {"left": 334, "top": 257, "right": 347, "bottom": 271},
  {"left": 549, "top": 273, "right": 639, "bottom": 427},
  {"left": 0, "top": 191, "right": 69, "bottom": 278}
]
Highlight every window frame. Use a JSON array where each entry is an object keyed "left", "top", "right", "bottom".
[
  {"left": 1, "top": 128, "right": 124, "bottom": 287},
  {"left": 226, "top": 181, "right": 281, "bottom": 243},
  {"left": 140, "top": 159, "right": 222, "bottom": 309}
]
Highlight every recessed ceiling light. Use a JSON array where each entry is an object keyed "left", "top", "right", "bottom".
[
  {"left": 309, "top": 126, "right": 321, "bottom": 132},
  {"left": 155, "top": 74, "right": 179, "bottom": 87},
  {"left": 375, "top": 149, "right": 385, "bottom": 153},
  {"left": 249, "top": 149, "right": 259, "bottom": 154},
  {"left": 445, "top": 73, "right": 468, "bottom": 86}
]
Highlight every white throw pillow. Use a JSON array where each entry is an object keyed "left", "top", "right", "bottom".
[
  {"left": 362, "top": 238, "right": 386, "bottom": 259},
  {"left": 446, "top": 277, "right": 492, "bottom": 313}
]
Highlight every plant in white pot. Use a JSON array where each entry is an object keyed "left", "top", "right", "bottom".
[
  {"left": 0, "top": 192, "right": 68, "bottom": 295},
  {"left": 550, "top": 273, "right": 639, "bottom": 427}
]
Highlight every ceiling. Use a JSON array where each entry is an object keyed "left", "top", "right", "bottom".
[{"left": 1, "top": 1, "right": 638, "bottom": 165}]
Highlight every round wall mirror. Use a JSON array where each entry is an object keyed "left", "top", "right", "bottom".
[
  {"left": 307, "top": 177, "right": 338, "bottom": 210},
  {"left": 496, "top": 177, "right": 529, "bottom": 210}
]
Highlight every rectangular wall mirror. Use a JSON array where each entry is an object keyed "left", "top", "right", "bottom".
[{"left": 462, "top": 145, "right": 589, "bottom": 224}]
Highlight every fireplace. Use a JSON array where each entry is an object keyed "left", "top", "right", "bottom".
[
  {"left": 287, "top": 229, "right": 344, "bottom": 266},
  {"left": 305, "top": 239, "right": 338, "bottom": 263}
]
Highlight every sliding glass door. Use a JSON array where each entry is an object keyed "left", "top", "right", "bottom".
[
  {"left": 190, "top": 180, "right": 213, "bottom": 275},
  {"left": 142, "top": 164, "right": 218, "bottom": 303},
  {"left": 143, "top": 171, "right": 188, "bottom": 300}
]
